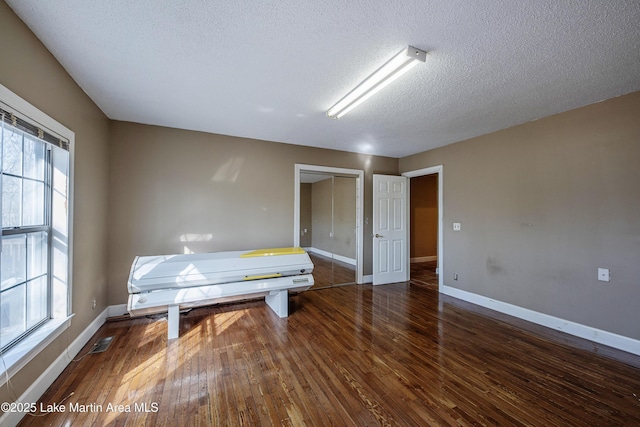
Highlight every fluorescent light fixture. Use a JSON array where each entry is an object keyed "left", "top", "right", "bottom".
[{"left": 327, "top": 45, "right": 427, "bottom": 119}]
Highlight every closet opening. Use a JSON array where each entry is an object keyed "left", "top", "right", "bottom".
[{"left": 294, "top": 164, "right": 364, "bottom": 288}]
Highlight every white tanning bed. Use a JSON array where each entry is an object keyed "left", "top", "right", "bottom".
[{"left": 127, "top": 247, "right": 314, "bottom": 339}]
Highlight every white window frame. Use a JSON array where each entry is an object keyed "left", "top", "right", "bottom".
[{"left": 0, "top": 83, "right": 74, "bottom": 385}]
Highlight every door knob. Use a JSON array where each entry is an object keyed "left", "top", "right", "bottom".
[{"left": 374, "top": 234, "right": 383, "bottom": 238}]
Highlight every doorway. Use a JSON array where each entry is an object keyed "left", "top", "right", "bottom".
[
  {"left": 294, "top": 164, "right": 364, "bottom": 288},
  {"left": 409, "top": 174, "right": 439, "bottom": 287},
  {"left": 403, "top": 166, "right": 444, "bottom": 289}
]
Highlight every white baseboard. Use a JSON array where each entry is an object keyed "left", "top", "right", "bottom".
[
  {"left": 441, "top": 285, "right": 640, "bottom": 356},
  {"left": 0, "top": 307, "right": 110, "bottom": 427},
  {"left": 307, "top": 247, "right": 356, "bottom": 266},
  {"left": 362, "top": 274, "right": 373, "bottom": 284}
]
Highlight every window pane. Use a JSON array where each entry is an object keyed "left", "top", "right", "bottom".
[
  {"left": 0, "top": 284, "right": 26, "bottom": 346},
  {"left": 1, "top": 234, "right": 26, "bottom": 291},
  {"left": 23, "top": 137, "right": 46, "bottom": 180},
  {"left": 27, "top": 231, "right": 48, "bottom": 279},
  {"left": 27, "top": 276, "right": 48, "bottom": 329},
  {"left": 2, "top": 129, "right": 22, "bottom": 176},
  {"left": 23, "top": 179, "right": 45, "bottom": 226},
  {"left": 2, "top": 174, "right": 22, "bottom": 228}
]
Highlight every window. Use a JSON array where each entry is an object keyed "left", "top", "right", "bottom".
[
  {"left": 0, "top": 83, "right": 72, "bottom": 380},
  {"left": 1, "top": 127, "right": 51, "bottom": 351}
]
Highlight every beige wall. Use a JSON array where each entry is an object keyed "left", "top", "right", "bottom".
[
  {"left": 310, "top": 176, "right": 357, "bottom": 260},
  {"left": 400, "top": 91, "right": 640, "bottom": 340},
  {"left": 333, "top": 176, "right": 357, "bottom": 260},
  {"left": 108, "top": 121, "right": 397, "bottom": 304},
  {"left": 311, "top": 177, "right": 333, "bottom": 254},
  {"left": 410, "top": 174, "right": 438, "bottom": 259},
  {"left": 0, "top": 1, "right": 111, "bottom": 403}
]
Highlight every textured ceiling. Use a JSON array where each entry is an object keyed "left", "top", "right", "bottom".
[{"left": 6, "top": 1, "right": 640, "bottom": 158}]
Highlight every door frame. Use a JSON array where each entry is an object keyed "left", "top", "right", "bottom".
[
  {"left": 402, "top": 165, "right": 444, "bottom": 289},
  {"left": 294, "top": 164, "right": 364, "bottom": 284}
]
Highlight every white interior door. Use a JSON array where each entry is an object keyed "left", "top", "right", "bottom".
[{"left": 373, "top": 174, "right": 408, "bottom": 285}]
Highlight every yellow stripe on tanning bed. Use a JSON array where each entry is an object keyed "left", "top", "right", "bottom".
[
  {"left": 243, "top": 273, "right": 282, "bottom": 281},
  {"left": 240, "top": 247, "right": 306, "bottom": 258}
]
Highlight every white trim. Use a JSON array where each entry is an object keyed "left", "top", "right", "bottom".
[
  {"left": 402, "top": 166, "right": 444, "bottom": 289},
  {"left": 0, "top": 84, "right": 74, "bottom": 142},
  {"left": 294, "top": 164, "right": 364, "bottom": 284},
  {"left": 441, "top": 285, "right": 640, "bottom": 356},
  {"left": 307, "top": 247, "right": 356, "bottom": 266},
  {"left": 0, "top": 316, "right": 72, "bottom": 387},
  {"left": 108, "top": 304, "right": 128, "bottom": 318},
  {"left": 411, "top": 256, "right": 437, "bottom": 263},
  {"left": 0, "top": 83, "right": 74, "bottom": 385},
  {"left": 0, "top": 307, "right": 108, "bottom": 427},
  {"left": 362, "top": 274, "right": 373, "bottom": 284},
  {"left": 0, "top": 85, "right": 75, "bottom": 303}
]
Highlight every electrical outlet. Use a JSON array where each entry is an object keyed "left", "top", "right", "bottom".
[
  {"left": 453, "top": 222, "right": 461, "bottom": 231},
  {"left": 92, "top": 298, "right": 97, "bottom": 309},
  {"left": 597, "top": 268, "right": 610, "bottom": 282},
  {"left": 453, "top": 273, "right": 459, "bottom": 281}
]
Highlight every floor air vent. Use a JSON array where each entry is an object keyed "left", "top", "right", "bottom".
[{"left": 89, "top": 336, "right": 114, "bottom": 354}]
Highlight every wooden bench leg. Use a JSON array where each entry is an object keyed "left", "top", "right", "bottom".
[
  {"left": 265, "top": 290, "right": 288, "bottom": 318},
  {"left": 168, "top": 305, "right": 179, "bottom": 339}
]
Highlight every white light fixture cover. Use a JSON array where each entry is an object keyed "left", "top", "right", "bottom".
[{"left": 327, "top": 46, "right": 427, "bottom": 119}]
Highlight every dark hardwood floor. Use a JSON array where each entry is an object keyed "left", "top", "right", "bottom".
[
  {"left": 410, "top": 260, "right": 438, "bottom": 287},
  {"left": 16, "top": 260, "right": 640, "bottom": 426}
]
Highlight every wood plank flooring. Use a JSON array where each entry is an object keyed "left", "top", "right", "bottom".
[{"left": 17, "top": 262, "right": 640, "bottom": 426}]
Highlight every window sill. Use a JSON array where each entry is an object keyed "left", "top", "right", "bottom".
[{"left": 0, "top": 315, "right": 73, "bottom": 387}]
